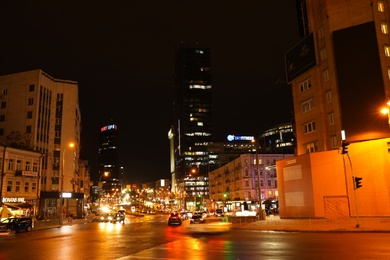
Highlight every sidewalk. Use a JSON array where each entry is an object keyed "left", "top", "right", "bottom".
[{"left": 231, "top": 215, "right": 390, "bottom": 232}]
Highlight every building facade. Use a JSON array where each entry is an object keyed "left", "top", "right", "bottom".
[
  {"left": 0, "top": 69, "right": 87, "bottom": 219},
  {"left": 0, "top": 146, "right": 42, "bottom": 217},
  {"left": 171, "top": 45, "right": 213, "bottom": 210},
  {"left": 97, "top": 121, "right": 121, "bottom": 204},
  {"left": 277, "top": 0, "right": 390, "bottom": 218},
  {"left": 258, "top": 123, "right": 295, "bottom": 154},
  {"left": 288, "top": 0, "right": 390, "bottom": 154},
  {"left": 209, "top": 153, "right": 294, "bottom": 213}
]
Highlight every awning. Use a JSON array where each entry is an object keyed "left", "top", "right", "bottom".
[
  {"left": 5, "top": 203, "right": 33, "bottom": 209},
  {"left": 0, "top": 205, "right": 14, "bottom": 218}
]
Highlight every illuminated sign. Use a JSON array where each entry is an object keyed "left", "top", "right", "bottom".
[
  {"left": 22, "top": 171, "right": 38, "bottom": 177},
  {"left": 62, "top": 192, "right": 72, "bottom": 198},
  {"left": 100, "top": 124, "right": 117, "bottom": 132},
  {"left": 2, "top": 197, "right": 26, "bottom": 203},
  {"left": 227, "top": 135, "right": 254, "bottom": 142}
]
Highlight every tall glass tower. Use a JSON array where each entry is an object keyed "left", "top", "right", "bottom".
[
  {"left": 98, "top": 120, "right": 121, "bottom": 199},
  {"left": 172, "top": 45, "right": 214, "bottom": 210}
]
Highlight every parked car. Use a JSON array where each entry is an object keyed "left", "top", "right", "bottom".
[
  {"left": 167, "top": 212, "right": 182, "bottom": 226},
  {"left": 110, "top": 213, "right": 125, "bottom": 224},
  {"left": 0, "top": 217, "right": 34, "bottom": 233}
]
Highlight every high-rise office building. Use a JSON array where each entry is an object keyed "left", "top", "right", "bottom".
[
  {"left": 0, "top": 69, "right": 87, "bottom": 219},
  {"left": 98, "top": 121, "right": 121, "bottom": 199},
  {"left": 258, "top": 123, "right": 295, "bottom": 154},
  {"left": 288, "top": 0, "right": 390, "bottom": 154},
  {"left": 171, "top": 45, "right": 213, "bottom": 210}
]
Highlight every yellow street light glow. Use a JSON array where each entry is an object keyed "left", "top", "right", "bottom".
[{"left": 380, "top": 108, "right": 389, "bottom": 115}]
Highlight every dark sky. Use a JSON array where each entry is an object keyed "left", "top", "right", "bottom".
[{"left": 0, "top": 1, "right": 300, "bottom": 184}]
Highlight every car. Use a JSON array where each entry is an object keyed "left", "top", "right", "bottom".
[
  {"left": 110, "top": 213, "right": 125, "bottom": 223},
  {"left": 215, "top": 209, "right": 224, "bottom": 217},
  {"left": 117, "top": 209, "right": 126, "bottom": 214},
  {"left": 99, "top": 213, "right": 115, "bottom": 222},
  {"left": 0, "top": 217, "right": 34, "bottom": 233},
  {"left": 167, "top": 212, "right": 182, "bottom": 226},
  {"left": 190, "top": 214, "right": 204, "bottom": 224}
]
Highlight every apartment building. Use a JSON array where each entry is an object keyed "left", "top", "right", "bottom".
[
  {"left": 277, "top": 0, "right": 390, "bottom": 218},
  {"left": 0, "top": 69, "right": 89, "bottom": 219}
]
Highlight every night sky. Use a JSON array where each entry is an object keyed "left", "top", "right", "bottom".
[{"left": 0, "top": 1, "right": 300, "bottom": 184}]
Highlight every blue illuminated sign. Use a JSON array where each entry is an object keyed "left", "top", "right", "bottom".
[{"left": 227, "top": 135, "right": 254, "bottom": 142}]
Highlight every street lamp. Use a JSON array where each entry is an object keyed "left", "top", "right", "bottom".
[
  {"left": 380, "top": 101, "right": 390, "bottom": 126},
  {"left": 252, "top": 138, "right": 263, "bottom": 220},
  {"left": 60, "top": 142, "right": 75, "bottom": 218},
  {"left": 98, "top": 172, "right": 110, "bottom": 208}
]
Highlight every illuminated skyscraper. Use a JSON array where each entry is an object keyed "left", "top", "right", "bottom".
[
  {"left": 98, "top": 120, "right": 121, "bottom": 197},
  {"left": 171, "top": 45, "right": 213, "bottom": 210}
]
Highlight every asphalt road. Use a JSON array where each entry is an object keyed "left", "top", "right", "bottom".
[{"left": 1, "top": 214, "right": 390, "bottom": 259}]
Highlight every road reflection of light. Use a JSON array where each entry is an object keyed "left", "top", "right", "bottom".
[
  {"left": 146, "top": 223, "right": 226, "bottom": 259},
  {"left": 98, "top": 222, "right": 124, "bottom": 232}
]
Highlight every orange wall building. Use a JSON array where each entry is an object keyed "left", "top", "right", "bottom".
[{"left": 277, "top": 138, "right": 390, "bottom": 218}]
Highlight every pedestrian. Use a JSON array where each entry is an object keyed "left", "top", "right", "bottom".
[{"left": 68, "top": 212, "right": 73, "bottom": 224}]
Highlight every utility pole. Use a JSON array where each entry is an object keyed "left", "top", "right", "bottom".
[
  {"left": 0, "top": 144, "right": 6, "bottom": 207},
  {"left": 252, "top": 139, "right": 263, "bottom": 220}
]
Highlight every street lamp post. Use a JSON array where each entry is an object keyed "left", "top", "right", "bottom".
[
  {"left": 252, "top": 138, "right": 263, "bottom": 220},
  {"left": 0, "top": 144, "right": 6, "bottom": 207},
  {"left": 60, "top": 143, "right": 75, "bottom": 219},
  {"left": 98, "top": 172, "right": 109, "bottom": 208},
  {"left": 380, "top": 101, "right": 390, "bottom": 126}
]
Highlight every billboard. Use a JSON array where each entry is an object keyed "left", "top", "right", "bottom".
[
  {"left": 333, "top": 21, "right": 389, "bottom": 141},
  {"left": 285, "top": 33, "right": 317, "bottom": 83}
]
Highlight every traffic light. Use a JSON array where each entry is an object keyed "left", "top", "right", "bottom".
[
  {"left": 354, "top": 177, "right": 363, "bottom": 189},
  {"left": 341, "top": 141, "right": 350, "bottom": 154}
]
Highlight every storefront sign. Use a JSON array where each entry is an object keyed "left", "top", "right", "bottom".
[
  {"left": 22, "top": 171, "right": 38, "bottom": 177},
  {"left": 2, "top": 197, "right": 26, "bottom": 203}
]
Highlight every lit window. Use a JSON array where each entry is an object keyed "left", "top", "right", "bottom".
[
  {"left": 381, "top": 23, "right": 388, "bottom": 34},
  {"left": 378, "top": 1, "right": 385, "bottom": 12},
  {"left": 384, "top": 45, "right": 390, "bottom": 57},
  {"left": 305, "top": 142, "right": 317, "bottom": 153}
]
